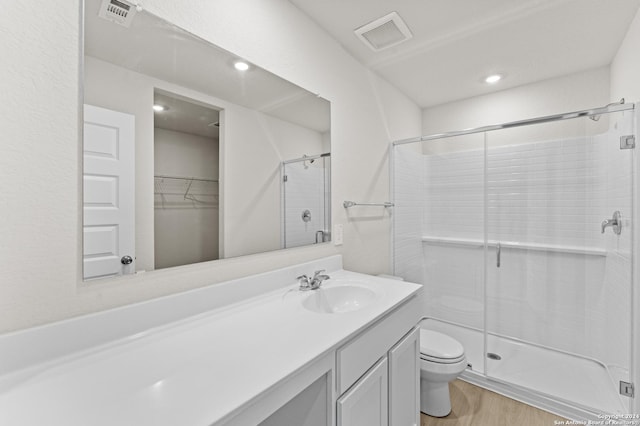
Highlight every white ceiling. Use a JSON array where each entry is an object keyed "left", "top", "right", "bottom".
[
  {"left": 288, "top": 0, "right": 640, "bottom": 108},
  {"left": 154, "top": 92, "right": 220, "bottom": 139}
]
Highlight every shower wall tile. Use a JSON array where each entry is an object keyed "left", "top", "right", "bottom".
[{"left": 422, "top": 244, "right": 484, "bottom": 330}]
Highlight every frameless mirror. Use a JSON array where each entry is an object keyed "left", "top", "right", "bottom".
[{"left": 82, "top": 0, "right": 331, "bottom": 280}]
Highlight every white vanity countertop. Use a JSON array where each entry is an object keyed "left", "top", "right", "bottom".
[{"left": 0, "top": 269, "right": 421, "bottom": 426}]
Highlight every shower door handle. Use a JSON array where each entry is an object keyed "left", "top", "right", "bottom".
[{"left": 496, "top": 243, "right": 501, "bottom": 268}]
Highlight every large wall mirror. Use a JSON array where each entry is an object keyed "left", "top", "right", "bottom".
[{"left": 82, "top": 0, "right": 331, "bottom": 280}]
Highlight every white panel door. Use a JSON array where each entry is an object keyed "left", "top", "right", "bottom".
[
  {"left": 337, "top": 357, "right": 388, "bottom": 426},
  {"left": 83, "top": 104, "right": 135, "bottom": 280},
  {"left": 388, "top": 327, "right": 420, "bottom": 426}
]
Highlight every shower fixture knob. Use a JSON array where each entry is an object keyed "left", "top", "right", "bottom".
[{"left": 601, "top": 211, "right": 622, "bottom": 235}]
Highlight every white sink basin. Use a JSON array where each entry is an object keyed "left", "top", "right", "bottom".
[{"left": 302, "top": 285, "right": 376, "bottom": 314}]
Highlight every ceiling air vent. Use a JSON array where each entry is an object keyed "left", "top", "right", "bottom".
[
  {"left": 98, "top": 0, "right": 137, "bottom": 28},
  {"left": 354, "top": 12, "right": 413, "bottom": 51}
]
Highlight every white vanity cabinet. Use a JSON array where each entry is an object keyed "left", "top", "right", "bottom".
[
  {"left": 336, "top": 296, "right": 421, "bottom": 426},
  {"left": 337, "top": 357, "right": 389, "bottom": 426},
  {"left": 388, "top": 327, "right": 420, "bottom": 426}
]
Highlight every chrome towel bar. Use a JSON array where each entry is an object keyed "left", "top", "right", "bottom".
[{"left": 343, "top": 201, "right": 394, "bottom": 208}]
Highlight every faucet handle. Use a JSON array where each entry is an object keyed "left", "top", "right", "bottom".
[
  {"left": 297, "top": 274, "right": 311, "bottom": 290},
  {"left": 313, "top": 269, "right": 326, "bottom": 278}
]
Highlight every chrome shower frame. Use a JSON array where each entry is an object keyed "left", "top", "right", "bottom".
[{"left": 393, "top": 99, "right": 633, "bottom": 147}]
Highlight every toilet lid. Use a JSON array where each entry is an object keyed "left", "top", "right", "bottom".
[{"left": 420, "top": 329, "right": 465, "bottom": 361}]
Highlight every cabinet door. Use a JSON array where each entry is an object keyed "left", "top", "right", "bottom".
[
  {"left": 388, "top": 327, "right": 420, "bottom": 426},
  {"left": 337, "top": 357, "right": 388, "bottom": 426}
]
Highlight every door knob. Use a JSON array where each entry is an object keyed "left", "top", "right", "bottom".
[{"left": 121, "top": 255, "right": 133, "bottom": 265}]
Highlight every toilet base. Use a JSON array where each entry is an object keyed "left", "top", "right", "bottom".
[{"left": 420, "top": 378, "right": 452, "bottom": 417}]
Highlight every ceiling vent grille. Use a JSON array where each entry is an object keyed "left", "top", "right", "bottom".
[
  {"left": 98, "top": 0, "right": 137, "bottom": 28},
  {"left": 354, "top": 12, "right": 413, "bottom": 51}
]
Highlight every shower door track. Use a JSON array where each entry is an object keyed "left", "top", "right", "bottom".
[
  {"left": 462, "top": 369, "right": 606, "bottom": 421},
  {"left": 392, "top": 99, "right": 634, "bottom": 145}
]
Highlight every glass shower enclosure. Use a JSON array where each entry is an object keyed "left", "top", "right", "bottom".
[
  {"left": 392, "top": 103, "right": 636, "bottom": 418},
  {"left": 281, "top": 153, "right": 331, "bottom": 249}
]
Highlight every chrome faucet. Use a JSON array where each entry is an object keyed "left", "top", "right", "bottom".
[
  {"left": 297, "top": 274, "right": 312, "bottom": 291},
  {"left": 601, "top": 211, "right": 622, "bottom": 235},
  {"left": 310, "top": 269, "right": 330, "bottom": 289},
  {"left": 297, "top": 269, "right": 330, "bottom": 291}
]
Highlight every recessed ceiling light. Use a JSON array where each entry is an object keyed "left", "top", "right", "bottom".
[
  {"left": 153, "top": 104, "right": 167, "bottom": 112},
  {"left": 485, "top": 74, "right": 503, "bottom": 84},
  {"left": 234, "top": 61, "right": 250, "bottom": 71}
]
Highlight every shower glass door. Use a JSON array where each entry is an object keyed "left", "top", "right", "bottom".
[
  {"left": 393, "top": 133, "right": 487, "bottom": 372},
  {"left": 484, "top": 109, "right": 635, "bottom": 415},
  {"left": 281, "top": 154, "right": 331, "bottom": 248}
]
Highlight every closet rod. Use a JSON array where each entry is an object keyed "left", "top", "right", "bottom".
[{"left": 154, "top": 174, "right": 218, "bottom": 183}]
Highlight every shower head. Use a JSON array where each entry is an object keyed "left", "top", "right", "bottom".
[{"left": 302, "top": 154, "right": 314, "bottom": 169}]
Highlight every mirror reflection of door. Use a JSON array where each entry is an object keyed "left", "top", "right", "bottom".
[
  {"left": 153, "top": 91, "right": 221, "bottom": 269},
  {"left": 83, "top": 104, "right": 135, "bottom": 280}
]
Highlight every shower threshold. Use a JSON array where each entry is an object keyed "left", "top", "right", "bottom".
[{"left": 422, "top": 318, "right": 629, "bottom": 420}]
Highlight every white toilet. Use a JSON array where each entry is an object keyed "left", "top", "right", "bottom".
[{"left": 419, "top": 328, "right": 467, "bottom": 417}]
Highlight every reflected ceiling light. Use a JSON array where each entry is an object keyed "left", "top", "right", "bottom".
[
  {"left": 485, "top": 74, "right": 503, "bottom": 84},
  {"left": 234, "top": 61, "right": 250, "bottom": 71},
  {"left": 153, "top": 104, "right": 167, "bottom": 112}
]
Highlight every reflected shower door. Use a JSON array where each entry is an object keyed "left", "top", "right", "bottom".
[
  {"left": 484, "top": 109, "right": 635, "bottom": 415},
  {"left": 282, "top": 155, "right": 331, "bottom": 248}
]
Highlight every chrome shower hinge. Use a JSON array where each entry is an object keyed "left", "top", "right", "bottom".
[
  {"left": 620, "top": 135, "right": 635, "bottom": 150},
  {"left": 620, "top": 381, "right": 635, "bottom": 398}
]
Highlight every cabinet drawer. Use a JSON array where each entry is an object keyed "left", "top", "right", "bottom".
[{"left": 337, "top": 295, "right": 421, "bottom": 395}]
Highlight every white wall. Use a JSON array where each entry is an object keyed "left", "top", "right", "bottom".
[
  {"left": 611, "top": 8, "right": 640, "bottom": 102},
  {"left": 423, "top": 67, "right": 610, "bottom": 135},
  {"left": 221, "top": 105, "right": 325, "bottom": 258},
  {"left": 0, "top": 0, "right": 421, "bottom": 332},
  {"left": 154, "top": 128, "right": 219, "bottom": 269}
]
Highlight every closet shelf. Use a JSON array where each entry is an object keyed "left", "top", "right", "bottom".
[{"left": 154, "top": 175, "right": 218, "bottom": 206}]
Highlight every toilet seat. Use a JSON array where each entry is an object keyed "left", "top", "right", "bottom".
[{"left": 420, "top": 329, "right": 465, "bottom": 364}]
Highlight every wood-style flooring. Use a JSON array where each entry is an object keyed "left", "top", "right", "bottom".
[{"left": 420, "top": 380, "right": 567, "bottom": 426}]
